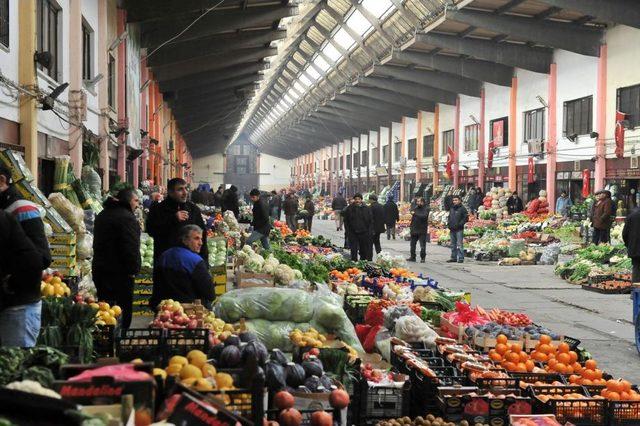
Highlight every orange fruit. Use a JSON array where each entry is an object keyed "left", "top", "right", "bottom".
[
  {"left": 504, "top": 361, "right": 516, "bottom": 371},
  {"left": 601, "top": 389, "right": 610, "bottom": 399},
  {"left": 539, "top": 335, "right": 551, "bottom": 344},
  {"left": 548, "top": 358, "right": 558, "bottom": 369},
  {"left": 539, "top": 344, "right": 552, "bottom": 354},
  {"left": 507, "top": 352, "right": 520, "bottom": 364},
  {"left": 568, "top": 351, "right": 578, "bottom": 363},
  {"left": 511, "top": 343, "right": 522, "bottom": 354},
  {"left": 593, "top": 369, "right": 603, "bottom": 380},
  {"left": 608, "top": 392, "right": 621, "bottom": 401},
  {"left": 630, "top": 392, "right": 640, "bottom": 401},
  {"left": 525, "top": 360, "right": 535, "bottom": 372},
  {"left": 621, "top": 380, "right": 632, "bottom": 393},
  {"left": 554, "top": 363, "right": 567, "bottom": 374},
  {"left": 568, "top": 375, "right": 580, "bottom": 384},
  {"left": 582, "top": 369, "right": 595, "bottom": 381},
  {"left": 519, "top": 352, "right": 529, "bottom": 363},
  {"left": 534, "top": 352, "right": 548, "bottom": 362},
  {"left": 582, "top": 379, "right": 593, "bottom": 386},
  {"left": 557, "top": 353, "right": 571, "bottom": 365},
  {"left": 557, "top": 342, "right": 570, "bottom": 353},
  {"left": 495, "top": 343, "right": 508, "bottom": 355},
  {"left": 620, "top": 392, "right": 631, "bottom": 401},
  {"left": 515, "top": 363, "right": 528, "bottom": 373},
  {"left": 489, "top": 351, "right": 502, "bottom": 362},
  {"left": 585, "top": 360, "right": 597, "bottom": 370},
  {"left": 496, "top": 335, "right": 508, "bottom": 345},
  {"left": 565, "top": 365, "right": 574, "bottom": 374},
  {"left": 608, "top": 380, "right": 624, "bottom": 394}
]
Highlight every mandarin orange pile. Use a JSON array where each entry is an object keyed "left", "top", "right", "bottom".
[
  {"left": 527, "top": 335, "right": 581, "bottom": 375},
  {"left": 567, "top": 359, "right": 606, "bottom": 386},
  {"left": 600, "top": 378, "right": 640, "bottom": 401},
  {"left": 488, "top": 335, "right": 536, "bottom": 372},
  {"left": 537, "top": 393, "right": 603, "bottom": 403}
]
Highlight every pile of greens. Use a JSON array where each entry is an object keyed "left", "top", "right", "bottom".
[{"left": 0, "top": 346, "right": 68, "bottom": 387}]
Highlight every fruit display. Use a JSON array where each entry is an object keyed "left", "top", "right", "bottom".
[
  {"left": 599, "top": 378, "right": 640, "bottom": 401},
  {"left": 527, "top": 337, "right": 581, "bottom": 375},
  {"left": 139, "top": 235, "right": 154, "bottom": 269},
  {"left": 375, "top": 415, "right": 483, "bottom": 426},
  {"left": 510, "top": 416, "right": 563, "bottom": 426},
  {"left": 567, "top": 359, "right": 606, "bottom": 386},
  {"left": 289, "top": 328, "right": 326, "bottom": 348},
  {"left": 159, "top": 350, "right": 235, "bottom": 392},
  {"left": 150, "top": 300, "right": 200, "bottom": 329},
  {"left": 40, "top": 272, "right": 70, "bottom": 298}
]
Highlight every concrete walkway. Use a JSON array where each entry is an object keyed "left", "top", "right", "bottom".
[{"left": 312, "top": 219, "right": 640, "bottom": 383}]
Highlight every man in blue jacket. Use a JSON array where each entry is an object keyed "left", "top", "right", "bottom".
[{"left": 447, "top": 195, "right": 468, "bottom": 263}]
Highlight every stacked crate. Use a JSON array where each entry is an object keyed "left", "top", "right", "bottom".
[{"left": 133, "top": 274, "right": 154, "bottom": 316}]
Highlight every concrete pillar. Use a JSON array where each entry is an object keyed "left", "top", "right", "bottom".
[
  {"left": 416, "top": 111, "right": 423, "bottom": 183},
  {"left": 400, "top": 117, "right": 406, "bottom": 201},
  {"left": 18, "top": 0, "right": 38, "bottom": 181},
  {"left": 546, "top": 63, "right": 558, "bottom": 212},
  {"left": 478, "top": 89, "right": 486, "bottom": 190},
  {"left": 508, "top": 77, "right": 518, "bottom": 192},
  {"left": 594, "top": 45, "right": 607, "bottom": 191},
  {"left": 433, "top": 106, "right": 440, "bottom": 188},
  {"left": 68, "top": 0, "right": 83, "bottom": 178},
  {"left": 453, "top": 97, "right": 461, "bottom": 188},
  {"left": 116, "top": 8, "right": 127, "bottom": 181}
]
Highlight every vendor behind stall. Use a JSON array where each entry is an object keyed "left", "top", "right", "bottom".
[{"left": 150, "top": 225, "right": 214, "bottom": 310}]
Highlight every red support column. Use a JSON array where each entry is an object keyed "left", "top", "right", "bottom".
[
  {"left": 433, "top": 106, "right": 440, "bottom": 188},
  {"left": 595, "top": 45, "right": 607, "bottom": 191},
  {"left": 400, "top": 117, "right": 406, "bottom": 201},
  {"left": 453, "top": 97, "right": 461, "bottom": 188},
  {"left": 508, "top": 77, "right": 518, "bottom": 192},
  {"left": 546, "top": 63, "right": 558, "bottom": 212},
  {"left": 416, "top": 111, "right": 423, "bottom": 183},
  {"left": 478, "top": 89, "right": 486, "bottom": 189},
  {"left": 116, "top": 8, "right": 127, "bottom": 182}
]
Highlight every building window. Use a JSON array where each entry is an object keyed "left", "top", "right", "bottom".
[
  {"left": 108, "top": 54, "right": 116, "bottom": 108},
  {"left": 394, "top": 140, "right": 401, "bottom": 162},
  {"left": 442, "top": 130, "right": 454, "bottom": 155},
  {"left": 36, "top": 0, "right": 61, "bottom": 80},
  {"left": 523, "top": 108, "right": 545, "bottom": 142},
  {"left": 82, "top": 20, "right": 93, "bottom": 81},
  {"left": 352, "top": 153, "right": 359, "bottom": 168},
  {"left": 382, "top": 145, "right": 388, "bottom": 163},
  {"left": 346, "top": 154, "right": 351, "bottom": 170},
  {"left": 361, "top": 150, "right": 368, "bottom": 166},
  {"left": 464, "top": 124, "right": 479, "bottom": 151},
  {"left": 234, "top": 156, "right": 248, "bottom": 174},
  {"left": 617, "top": 84, "right": 640, "bottom": 129},
  {"left": 489, "top": 117, "right": 508, "bottom": 147},
  {"left": 372, "top": 147, "right": 378, "bottom": 164},
  {"left": 0, "top": 0, "right": 9, "bottom": 49},
  {"left": 407, "top": 138, "right": 416, "bottom": 160},
  {"left": 423, "top": 134, "right": 434, "bottom": 157},
  {"left": 563, "top": 96, "right": 592, "bottom": 136}
]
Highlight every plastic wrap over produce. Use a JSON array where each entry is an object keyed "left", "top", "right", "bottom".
[
  {"left": 214, "top": 287, "right": 363, "bottom": 352},
  {"left": 48, "top": 192, "right": 86, "bottom": 234}
]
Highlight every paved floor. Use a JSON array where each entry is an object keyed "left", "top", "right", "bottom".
[{"left": 312, "top": 219, "right": 640, "bottom": 383}]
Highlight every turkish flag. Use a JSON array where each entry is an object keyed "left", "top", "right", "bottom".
[
  {"left": 582, "top": 169, "right": 591, "bottom": 198},
  {"left": 445, "top": 146, "right": 455, "bottom": 180},
  {"left": 527, "top": 156, "right": 535, "bottom": 184},
  {"left": 615, "top": 111, "right": 626, "bottom": 159},
  {"left": 487, "top": 141, "right": 495, "bottom": 168}
]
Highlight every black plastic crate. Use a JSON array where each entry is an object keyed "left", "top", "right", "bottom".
[
  {"left": 390, "top": 346, "right": 441, "bottom": 373},
  {"left": 474, "top": 376, "right": 520, "bottom": 390},
  {"left": 115, "top": 328, "right": 164, "bottom": 366},
  {"left": 410, "top": 366, "right": 464, "bottom": 416},
  {"left": 563, "top": 336, "right": 581, "bottom": 351},
  {"left": 530, "top": 385, "right": 605, "bottom": 425},
  {"left": 92, "top": 324, "right": 115, "bottom": 357},
  {"left": 343, "top": 295, "right": 372, "bottom": 325},
  {"left": 164, "top": 328, "right": 210, "bottom": 360},
  {"left": 607, "top": 400, "right": 640, "bottom": 425},
  {"left": 354, "top": 377, "right": 411, "bottom": 423},
  {"left": 510, "top": 372, "right": 566, "bottom": 389},
  {"left": 266, "top": 407, "right": 343, "bottom": 426}
]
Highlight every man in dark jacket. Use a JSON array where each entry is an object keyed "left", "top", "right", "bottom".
[
  {"left": 343, "top": 193, "right": 373, "bottom": 261},
  {"left": 0, "top": 166, "right": 51, "bottom": 270},
  {"left": 592, "top": 190, "right": 615, "bottom": 244},
  {"left": 303, "top": 195, "right": 315, "bottom": 232},
  {"left": 331, "top": 193, "right": 347, "bottom": 231},
  {"left": 283, "top": 192, "right": 299, "bottom": 231},
  {"left": 246, "top": 188, "right": 272, "bottom": 249},
  {"left": 93, "top": 189, "right": 141, "bottom": 329},
  {"left": 384, "top": 197, "right": 400, "bottom": 240},
  {"left": 269, "top": 190, "right": 282, "bottom": 221},
  {"left": 146, "top": 178, "right": 208, "bottom": 286},
  {"left": 213, "top": 185, "right": 224, "bottom": 208},
  {"left": 369, "top": 195, "right": 386, "bottom": 255},
  {"left": 0, "top": 210, "right": 45, "bottom": 347},
  {"left": 506, "top": 191, "right": 524, "bottom": 215},
  {"left": 623, "top": 207, "right": 640, "bottom": 283},
  {"left": 447, "top": 195, "right": 468, "bottom": 263},
  {"left": 221, "top": 185, "right": 240, "bottom": 218},
  {"left": 408, "top": 197, "right": 430, "bottom": 263},
  {"left": 151, "top": 225, "right": 214, "bottom": 310}
]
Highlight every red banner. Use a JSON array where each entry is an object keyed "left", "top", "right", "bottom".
[
  {"left": 445, "top": 146, "right": 455, "bottom": 180},
  {"left": 582, "top": 169, "right": 591, "bottom": 198},
  {"left": 615, "top": 110, "right": 626, "bottom": 159},
  {"left": 492, "top": 120, "right": 504, "bottom": 147},
  {"left": 527, "top": 156, "right": 535, "bottom": 184},
  {"left": 487, "top": 141, "right": 495, "bottom": 168}
]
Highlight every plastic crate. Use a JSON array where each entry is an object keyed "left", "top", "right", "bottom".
[
  {"left": 531, "top": 385, "right": 605, "bottom": 425},
  {"left": 355, "top": 377, "right": 411, "bottom": 423},
  {"left": 390, "top": 347, "right": 440, "bottom": 373},
  {"left": 267, "top": 407, "right": 343, "bottom": 426},
  {"left": 607, "top": 400, "right": 640, "bottom": 425},
  {"left": 92, "top": 324, "right": 115, "bottom": 357},
  {"left": 164, "top": 328, "right": 210, "bottom": 360},
  {"left": 510, "top": 372, "right": 566, "bottom": 389},
  {"left": 115, "top": 328, "right": 164, "bottom": 366},
  {"left": 343, "top": 295, "right": 372, "bottom": 325},
  {"left": 563, "top": 336, "right": 581, "bottom": 351},
  {"left": 410, "top": 366, "right": 464, "bottom": 416}
]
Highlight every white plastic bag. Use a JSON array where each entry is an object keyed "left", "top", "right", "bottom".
[{"left": 394, "top": 315, "right": 438, "bottom": 348}]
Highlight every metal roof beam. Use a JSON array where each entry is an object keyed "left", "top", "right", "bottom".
[
  {"left": 392, "top": 50, "right": 513, "bottom": 87},
  {"left": 350, "top": 0, "right": 395, "bottom": 45},
  {"left": 414, "top": 33, "right": 552, "bottom": 74},
  {"left": 389, "top": 0, "right": 421, "bottom": 27},
  {"left": 312, "top": 25, "right": 362, "bottom": 75},
  {"left": 318, "top": 103, "right": 392, "bottom": 125},
  {"left": 312, "top": 110, "right": 376, "bottom": 132},
  {"left": 174, "top": 75, "right": 262, "bottom": 99},
  {"left": 446, "top": 9, "right": 602, "bottom": 57},
  {"left": 159, "top": 62, "right": 268, "bottom": 92},
  {"left": 360, "top": 75, "right": 457, "bottom": 105},
  {"left": 495, "top": 0, "right": 528, "bottom": 15},
  {"left": 537, "top": 0, "right": 640, "bottom": 29},
  {"left": 371, "top": 64, "right": 482, "bottom": 97},
  {"left": 324, "top": 5, "right": 378, "bottom": 61},
  {"left": 332, "top": 96, "right": 416, "bottom": 117},
  {"left": 341, "top": 85, "right": 436, "bottom": 111}
]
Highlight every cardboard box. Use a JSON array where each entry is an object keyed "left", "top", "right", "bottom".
[
  {"left": 15, "top": 180, "right": 50, "bottom": 207},
  {"left": 0, "top": 149, "right": 33, "bottom": 183},
  {"left": 51, "top": 255, "right": 77, "bottom": 269},
  {"left": 49, "top": 232, "right": 77, "bottom": 245},
  {"left": 45, "top": 207, "right": 73, "bottom": 233},
  {"left": 49, "top": 243, "right": 77, "bottom": 257},
  {"left": 235, "top": 271, "right": 274, "bottom": 288}
]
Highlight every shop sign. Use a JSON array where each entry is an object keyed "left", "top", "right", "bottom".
[
  {"left": 495, "top": 175, "right": 503, "bottom": 182},
  {"left": 492, "top": 121, "right": 504, "bottom": 147},
  {"left": 606, "top": 169, "right": 640, "bottom": 178},
  {"left": 571, "top": 171, "right": 582, "bottom": 180}
]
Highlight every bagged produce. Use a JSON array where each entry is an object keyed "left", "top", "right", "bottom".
[
  {"left": 539, "top": 243, "right": 561, "bottom": 265},
  {"left": 214, "top": 288, "right": 314, "bottom": 323},
  {"left": 48, "top": 192, "right": 86, "bottom": 234},
  {"left": 245, "top": 319, "right": 311, "bottom": 351},
  {"left": 394, "top": 315, "right": 437, "bottom": 347},
  {"left": 383, "top": 305, "right": 416, "bottom": 332},
  {"left": 81, "top": 165, "right": 102, "bottom": 199}
]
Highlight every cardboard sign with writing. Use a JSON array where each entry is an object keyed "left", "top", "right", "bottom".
[{"left": 168, "top": 393, "right": 242, "bottom": 426}]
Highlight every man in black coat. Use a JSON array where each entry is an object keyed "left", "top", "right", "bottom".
[
  {"left": 246, "top": 188, "right": 272, "bottom": 249},
  {"left": 0, "top": 210, "right": 46, "bottom": 347},
  {"left": 343, "top": 193, "right": 373, "bottom": 261},
  {"left": 93, "top": 189, "right": 141, "bottom": 329},
  {"left": 146, "top": 178, "right": 208, "bottom": 286},
  {"left": 221, "top": 185, "right": 240, "bottom": 218},
  {"left": 447, "top": 195, "right": 468, "bottom": 263},
  {"left": 369, "top": 195, "right": 386, "bottom": 254},
  {"left": 507, "top": 191, "right": 524, "bottom": 215},
  {"left": 408, "top": 197, "right": 430, "bottom": 263},
  {"left": 331, "top": 193, "right": 347, "bottom": 231},
  {"left": 303, "top": 195, "right": 315, "bottom": 232},
  {"left": 383, "top": 197, "right": 400, "bottom": 240},
  {"left": 623, "top": 207, "right": 640, "bottom": 283},
  {"left": 269, "top": 190, "right": 282, "bottom": 220},
  {"left": 283, "top": 192, "right": 299, "bottom": 231},
  {"left": 213, "top": 185, "right": 224, "bottom": 208},
  {"left": 151, "top": 225, "right": 214, "bottom": 310}
]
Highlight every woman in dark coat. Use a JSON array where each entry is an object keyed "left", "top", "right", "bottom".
[{"left": 383, "top": 197, "right": 400, "bottom": 240}]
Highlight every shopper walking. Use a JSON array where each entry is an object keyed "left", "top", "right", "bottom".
[
  {"left": 283, "top": 192, "right": 299, "bottom": 231},
  {"left": 507, "top": 191, "right": 524, "bottom": 215},
  {"left": 407, "top": 197, "right": 430, "bottom": 263},
  {"left": 447, "top": 195, "right": 468, "bottom": 263},
  {"left": 303, "top": 195, "right": 315, "bottom": 232},
  {"left": 555, "top": 191, "right": 573, "bottom": 217},
  {"left": 623, "top": 207, "right": 640, "bottom": 283},
  {"left": 151, "top": 225, "right": 215, "bottom": 310},
  {"left": 468, "top": 188, "right": 481, "bottom": 215},
  {"left": 384, "top": 196, "right": 400, "bottom": 240},
  {"left": 146, "top": 178, "right": 208, "bottom": 290},
  {"left": 0, "top": 210, "right": 47, "bottom": 347},
  {"left": 93, "top": 189, "right": 141, "bottom": 329},
  {"left": 369, "top": 195, "right": 386, "bottom": 255},
  {"left": 592, "top": 190, "right": 615, "bottom": 245},
  {"left": 343, "top": 193, "right": 373, "bottom": 261},
  {"left": 269, "top": 190, "right": 282, "bottom": 220},
  {"left": 246, "top": 189, "right": 272, "bottom": 249},
  {"left": 213, "top": 185, "right": 224, "bottom": 208},
  {"left": 331, "top": 192, "right": 347, "bottom": 231},
  {"left": 221, "top": 185, "right": 240, "bottom": 218}
]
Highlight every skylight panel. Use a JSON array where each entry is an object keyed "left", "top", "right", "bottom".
[
  {"left": 346, "top": 9, "right": 372, "bottom": 36},
  {"left": 361, "top": 0, "right": 394, "bottom": 19},
  {"left": 321, "top": 42, "right": 342, "bottom": 62},
  {"left": 305, "top": 66, "right": 321, "bottom": 81},
  {"left": 333, "top": 27, "right": 356, "bottom": 50},
  {"left": 293, "top": 81, "right": 306, "bottom": 95},
  {"left": 313, "top": 54, "right": 331, "bottom": 72},
  {"left": 299, "top": 73, "right": 312, "bottom": 87},
  {"left": 289, "top": 88, "right": 300, "bottom": 100}
]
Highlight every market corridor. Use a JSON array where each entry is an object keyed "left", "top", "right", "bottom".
[{"left": 312, "top": 218, "right": 640, "bottom": 383}]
